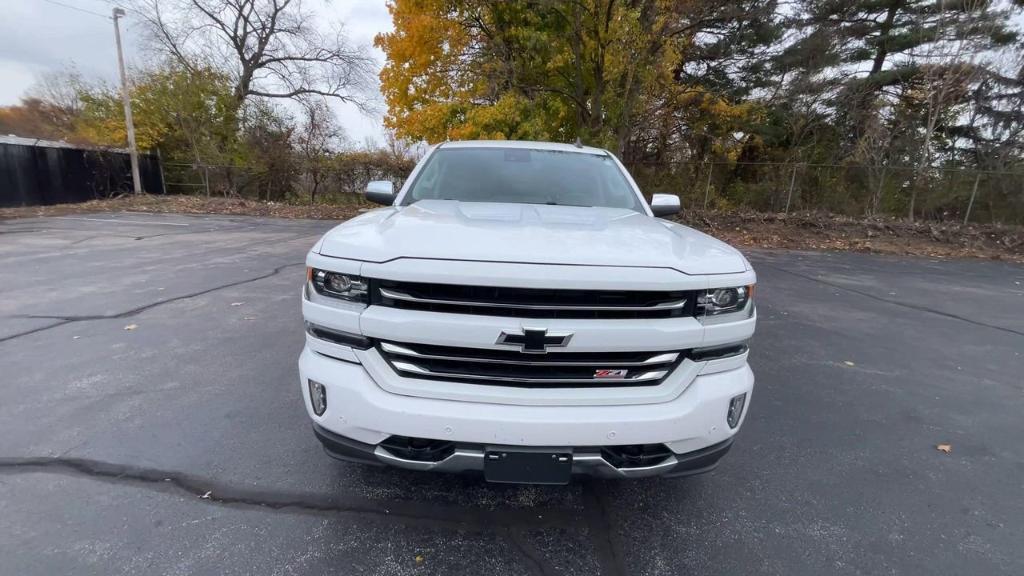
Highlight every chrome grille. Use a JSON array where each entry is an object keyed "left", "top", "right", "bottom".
[
  {"left": 377, "top": 341, "right": 683, "bottom": 388},
  {"left": 371, "top": 280, "right": 697, "bottom": 319}
]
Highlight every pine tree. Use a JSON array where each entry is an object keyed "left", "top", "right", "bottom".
[{"left": 785, "top": 0, "right": 1020, "bottom": 153}]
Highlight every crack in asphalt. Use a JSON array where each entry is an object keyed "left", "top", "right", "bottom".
[
  {"left": 0, "top": 457, "right": 579, "bottom": 531},
  {"left": 582, "top": 482, "right": 625, "bottom": 576},
  {"left": 504, "top": 528, "right": 562, "bottom": 576},
  {"left": 0, "top": 320, "right": 68, "bottom": 343},
  {"left": 0, "top": 456, "right": 582, "bottom": 572},
  {"left": 70, "top": 235, "right": 119, "bottom": 245},
  {"left": 0, "top": 262, "right": 304, "bottom": 343},
  {"left": 756, "top": 261, "right": 1024, "bottom": 337}
]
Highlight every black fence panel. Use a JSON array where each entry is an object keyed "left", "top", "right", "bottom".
[{"left": 0, "top": 139, "right": 163, "bottom": 207}]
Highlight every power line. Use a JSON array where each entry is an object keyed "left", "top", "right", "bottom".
[{"left": 39, "top": 0, "right": 111, "bottom": 19}]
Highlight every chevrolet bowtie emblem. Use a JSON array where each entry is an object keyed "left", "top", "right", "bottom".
[{"left": 496, "top": 327, "right": 573, "bottom": 354}]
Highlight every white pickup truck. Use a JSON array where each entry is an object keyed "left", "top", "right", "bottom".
[{"left": 299, "top": 140, "right": 756, "bottom": 484}]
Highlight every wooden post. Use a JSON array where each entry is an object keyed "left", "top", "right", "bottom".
[
  {"left": 203, "top": 166, "right": 210, "bottom": 198},
  {"left": 784, "top": 163, "right": 798, "bottom": 214},
  {"left": 702, "top": 163, "right": 713, "bottom": 210},
  {"left": 963, "top": 171, "right": 981, "bottom": 225},
  {"left": 156, "top": 148, "right": 167, "bottom": 196},
  {"left": 871, "top": 166, "right": 887, "bottom": 216}
]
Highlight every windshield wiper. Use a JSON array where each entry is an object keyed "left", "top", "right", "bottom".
[
  {"left": 545, "top": 201, "right": 592, "bottom": 207},
  {"left": 514, "top": 200, "right": 593, "bottom": 208}
]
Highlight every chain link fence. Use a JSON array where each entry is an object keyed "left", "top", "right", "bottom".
[
  {"left": 161, "top": 154, "right": 416, "bottom": 206},
  {"left": 158, "top": 157, "right": 1024, "bottom": 224},
  {"left": 628, "top": 161, "right": 1024, "bottom": 225}
]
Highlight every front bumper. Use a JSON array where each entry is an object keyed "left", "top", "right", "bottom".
[
  {"left": 299, "top": 346, "right": 754, "bottom": 480},
  {"left": 312, "top": 422, "right": 734, "bottom": 479}
]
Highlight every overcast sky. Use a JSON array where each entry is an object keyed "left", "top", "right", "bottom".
[{"left": 0, "top": 0, "right": 393, "bottom": 144}]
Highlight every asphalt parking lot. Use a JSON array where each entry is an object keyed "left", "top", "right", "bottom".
[{"left": 1, "top": 211, "right": 1022, "bottom": 576}]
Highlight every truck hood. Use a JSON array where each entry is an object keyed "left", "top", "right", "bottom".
[{"left": 317, "top": 200, "right": 747, "bottom": 275}]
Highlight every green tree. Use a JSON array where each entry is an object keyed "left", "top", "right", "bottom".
[{"left": 74, "top": 66, "right": 240, "bottom": 164}]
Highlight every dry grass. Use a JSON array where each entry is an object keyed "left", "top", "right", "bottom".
[
  {"left": 0, "top": 194, "right": 367, "bottom": 221},
  {"left": 677, "top": 209, "right": 1024, "bottom": 262}
]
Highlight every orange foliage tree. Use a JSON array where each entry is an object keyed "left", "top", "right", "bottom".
[{"left": 375, "top": 0, "right": 763, "bottom": 160}]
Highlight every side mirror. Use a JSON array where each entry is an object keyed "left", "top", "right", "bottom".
[
  {"left": 650, "top": 193, "right": 680, "bottom": 217},
  {"left": 365, "top": 180, "right": 396, "bottom": 206}
]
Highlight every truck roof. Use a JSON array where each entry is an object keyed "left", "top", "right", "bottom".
[{"left": 438, "top": 140, "right": 608, "bottom": 156}]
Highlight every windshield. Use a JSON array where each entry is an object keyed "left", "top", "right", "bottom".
[{"left": 401, "top": 147, "right": 643, "bottom": 211}]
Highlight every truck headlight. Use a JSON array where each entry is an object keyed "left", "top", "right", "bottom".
[
  {"left": 308, "top": 268, "right": 368, "bottom": 303},
  {"left": 698, "top": 285, "right": 754, "bottom": 316}
]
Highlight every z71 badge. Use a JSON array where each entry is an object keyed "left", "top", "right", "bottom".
[{"left": 593, "top": 369, "right": 629, "bottom": 379}]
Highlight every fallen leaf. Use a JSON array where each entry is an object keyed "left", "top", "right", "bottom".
[
  {"left": 415, "top": 555, "right": 424, "bottom": 565},
  {"left": 843, "top": 361, "right": 855, "bottom": 366},
  {"left": 230, "top": 302, "right": 245, "bottom": 306},
  {"left": 936, "top": 444, "right": 952, "bottom": 454},
  {"left": 123, "top": 324, "right": 137, "bottom": 331}
]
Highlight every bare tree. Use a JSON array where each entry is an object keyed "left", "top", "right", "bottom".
[
  {"left": 25, "top": 66, "right": 88, "bottom": 137},
  {"left": 134, "top": 0, "right": 376, "bottom": 109},
  {"left": 383, "top": 128, "right": 425, "bottom": 161},
  {"left": 295, "top": 99, "right": 344, "bottom": 204},
  {"left": 850, "top": 96, "right": 899, "bottom": 216},
  {"left": 905, "top": 0, "right": 995, "bottom": 222}
]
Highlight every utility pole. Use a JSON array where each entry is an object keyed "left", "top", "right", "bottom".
[{"left": 112, "top": 7, "right": 142, "bottom": 194}]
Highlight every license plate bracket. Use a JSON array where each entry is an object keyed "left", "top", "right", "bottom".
[{"left": 484, "top": 449, "right": 573, "bottom": 484}]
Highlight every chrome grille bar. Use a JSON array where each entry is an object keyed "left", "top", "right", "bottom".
[
  {"left": 380, "top": 342, "right": 679, "bottom": 367},
  {"left": 390, "top": 360, "right": 670, "bottom": 384},
  {"left": 377, "top": 340, "right": 683, "bottom": 388}
]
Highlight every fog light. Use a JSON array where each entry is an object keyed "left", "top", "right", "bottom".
[
  {"left": 727, "top": 393, "right": 746, "bottom": 429},
  {"left": 308, "top": 379, "right": 327, "bottom": 416}
]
